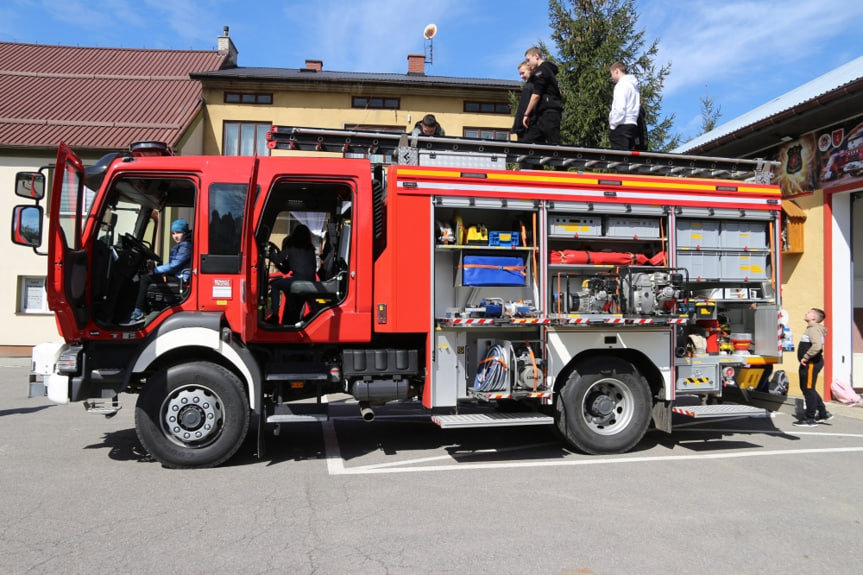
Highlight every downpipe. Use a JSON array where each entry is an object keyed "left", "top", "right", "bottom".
[{"left": 358, "top": 401, "right": 375, "bottom": 422}]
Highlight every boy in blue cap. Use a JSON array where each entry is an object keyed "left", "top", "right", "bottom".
[{"left": 125, "top": 219, "right": 192, "bottom": 323}]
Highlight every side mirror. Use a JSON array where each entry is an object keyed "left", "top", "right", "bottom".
[
  {"left": 11, "top": 205, "right": 44, "bottom": 248},
  {"left": 15, "top": 172, "right": 46, "bottom": 201}
]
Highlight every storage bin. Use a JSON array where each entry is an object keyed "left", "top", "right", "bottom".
[
  {"left": 676, "top": 251, "right": 720, "bottom": 280},
  {"left": 605, "top": 217, "right": 661, "bottom": 239},
  {"left": 720, "top": 253, "right": 770, "bottom": 280},
  {"left": 462, "top": 255, "right": 526, "bottom": 286},
  {"left": 676, "top": 220, "right": 720, "bottom": 248},
  {"left": 550, "top": 215, "right": 601, "bottom": 237},
  {"left": 720, "top": 221, "right": 768, "bottom": 250}
]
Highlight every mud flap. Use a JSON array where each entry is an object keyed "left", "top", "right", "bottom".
[
  {"left": 652, "top": 400, "right": 673, "bottom": 433},
  {"left": 256, "top": 407, "right": 266, "bottom": 460}
]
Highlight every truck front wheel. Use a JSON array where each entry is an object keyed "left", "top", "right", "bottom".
[
  {"left": 135, "top": 361, "right": 250, "bottom": 469},
  {"left": 555, "top": 356, "right": 651, "bottom": 455}
]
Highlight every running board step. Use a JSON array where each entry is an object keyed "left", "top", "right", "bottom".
[
  {"left": 267, "top": 403, "right": 328, "bottom": 423},
  {"left": 265, "top": 363, "right": 329, "bottom": 382},
  {"left": 83, "top": 399, "right": 122, "bottom": 418},
  {"left": 432, "top": 412, "right": 554, "bottom": 429},
  {"left": 672, "top": 404, "right": 772, "bottom": 418}
]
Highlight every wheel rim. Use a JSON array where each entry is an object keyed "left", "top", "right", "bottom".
[
  {"left": 580, "top": 376, "right": 635, "bottom": 435},
  {"left": 160, "top": 385, "right": 224, "bottom": 448}
]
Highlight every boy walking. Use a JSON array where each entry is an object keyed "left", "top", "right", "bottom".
[{"left": 792, "top": 307, "right": 832, "bottom": 426}]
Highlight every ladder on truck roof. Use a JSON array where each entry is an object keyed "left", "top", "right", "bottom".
[{"left": 266, "top": 125, "right": 779, "bottom": 183}]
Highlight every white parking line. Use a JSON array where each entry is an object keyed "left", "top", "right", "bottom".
[
  {"left": 322, "top": 419, "right": 863, "bottom": 476},
  {"left": 330, "top": 446, "right": 863, "bottom": 475}
]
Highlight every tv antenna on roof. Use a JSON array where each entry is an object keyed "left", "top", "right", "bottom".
[{"left": 424, "top": 23, "right": 437, "bottom": 64}]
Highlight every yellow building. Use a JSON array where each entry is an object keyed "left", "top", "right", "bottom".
[{"left": 192, "top": 33, "right": 520, "bottom": 157}]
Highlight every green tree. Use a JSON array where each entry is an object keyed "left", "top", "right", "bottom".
[
  {"left": 699, "top": 85, "right": 722, "bottom": 135},
  {"left": 546, "top": 0, "right": 680, "bottom": 151}
]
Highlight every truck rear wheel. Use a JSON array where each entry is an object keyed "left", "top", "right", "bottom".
[
  {"left": 555, "top": 356, "right": 651, "bottom": 454},
  {"left": 135, "top": 361, "right": 250, "bottom": 469}
]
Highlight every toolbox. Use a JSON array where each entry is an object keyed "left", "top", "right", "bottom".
[{"left": 488, "top": 231, "right": 520, "bottom": 247}]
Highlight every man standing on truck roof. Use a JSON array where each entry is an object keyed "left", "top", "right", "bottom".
[
  {"left": 512, "top": 60, "right": 538, "bottom": 142},
  {"left": 608, "top": 61, "right": 641, "bottom": 151},
  {"left": 521, "top": 46, "right": 563, "bottom": 145}
]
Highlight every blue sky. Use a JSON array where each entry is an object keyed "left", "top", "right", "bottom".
[{"left": 3, "top": 0, "right": 863, "bottom": 143}]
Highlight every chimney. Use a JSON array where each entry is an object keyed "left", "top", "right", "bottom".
[
  {"left": 407, "top": 53, "right": 425, "bottom": 75},
  {"left": 305, "top": 59, "right": 323, "bottom": 72},
  {"left": 217, "top": 26, "right": 238, "bottom": 68}
]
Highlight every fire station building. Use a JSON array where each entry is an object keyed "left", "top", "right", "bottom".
[{"left": 677, "top": 55, "right": 863, "bottom": 399}]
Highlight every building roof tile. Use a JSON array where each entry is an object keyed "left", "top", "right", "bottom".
[{"left": 0, "top": 42, "right": 228, "bottom": 151}]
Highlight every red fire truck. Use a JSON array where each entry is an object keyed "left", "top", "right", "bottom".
[{"left": 12, "top": 127, "right": 785, "bottom": 468}]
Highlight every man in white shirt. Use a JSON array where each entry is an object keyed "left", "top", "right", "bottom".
[{"left": 608, "top": 61, "right": 640, "bottom": 150}]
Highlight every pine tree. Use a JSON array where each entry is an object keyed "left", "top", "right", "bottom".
[
  {"left": 699, "top": 85, "right": 722, "bottom": 135},
  {"left": 545, "top": 0, "right": 679, "bottom": 151}
]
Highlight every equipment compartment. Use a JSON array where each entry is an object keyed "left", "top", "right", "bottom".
[{"left": 433, "top": 201, "right": 540, "bottom": 323}]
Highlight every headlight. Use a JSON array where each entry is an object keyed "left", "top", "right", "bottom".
[{"left": 56, "top": 345, "right": 82, "bottom": 374}]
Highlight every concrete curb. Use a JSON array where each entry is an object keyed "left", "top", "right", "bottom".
[{"left": 0, "top": 357, "right": 30, "bottom": 368}]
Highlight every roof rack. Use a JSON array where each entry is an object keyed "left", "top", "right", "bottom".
[{"left": 266, "top": 126, "right": 778, "bottom": 183}]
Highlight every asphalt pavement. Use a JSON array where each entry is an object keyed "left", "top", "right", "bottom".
[{"left": 2, "top": 359, "right": 863, "bottom": 575}]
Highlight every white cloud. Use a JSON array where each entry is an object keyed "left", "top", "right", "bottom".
[
  {"left": 277, "top": 0, "right": 466, "bottom": 73},
  {"left": 645, "top": 0, "right": 863, "bottom": 97}
]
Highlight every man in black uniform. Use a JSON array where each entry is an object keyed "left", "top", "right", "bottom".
[
  {"left": 512, "top": 60, "right": 537, "bottom": 142},
  {"left": 521, "top": 46, "right": 563, "bottom": 145}
]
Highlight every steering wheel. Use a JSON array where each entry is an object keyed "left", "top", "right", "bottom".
[
  {"left": 123, "top": 233, "right": 161, "bottom": 263},
  {"left": 266, "top": 242, "right": 291, "bottom": 273}
]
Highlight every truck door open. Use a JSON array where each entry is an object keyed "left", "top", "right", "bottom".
[{"left": 48, "top": 143, "right": 93, "bottom": 339}]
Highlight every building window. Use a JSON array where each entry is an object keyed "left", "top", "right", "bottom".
[
  {"left": 224, "top": 92, "right": 273, "bottom": 105},
  {"left": 464, "top": 101, "right": 510, "bottom": 114},
  {"left": 352, "top": 96, "right": 400, "bottom": 110},
  {"left": 18, "top": 276, "right": 49, "bottom": 314},
  {"left": 223, "top": 122, "right": 270, "bottom": 156},
  {"left": 464, "top": 128, "right": 511, "bottom": 141}
]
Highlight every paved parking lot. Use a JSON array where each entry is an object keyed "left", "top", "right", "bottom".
[{"left": 2, "top": 359, "right": 863, "bottom": 574}]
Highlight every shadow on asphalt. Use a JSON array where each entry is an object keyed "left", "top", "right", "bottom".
[
  {"left": 82, "top": 405, "right": 800, "bottom": 468},
  {"left": 85, "top": 428, "right": 153, "bottom": 463},
  {"left": 0, "top": 404, "right": 54, "bottom": 417}
]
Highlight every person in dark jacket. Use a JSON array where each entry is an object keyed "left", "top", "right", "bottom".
[
  {"left": 792, "top": 307, "right": 832, "bottom": 426},
  {"left": 269, "top": 224, "right": 317, "bottom": 323},
  {"left": 522, "top": 46, "right": 564, "bottom": 145},
  {"left": 512, "top": 60, "right": 538, "bottom": 142},
  {"left": 410, "top": 114, "right": 445, "bottom": 137}
]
